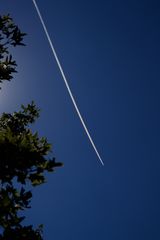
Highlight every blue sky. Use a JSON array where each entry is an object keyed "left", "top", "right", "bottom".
[{"left": 1, "top": 0, "right": 160, "bottom": 239}]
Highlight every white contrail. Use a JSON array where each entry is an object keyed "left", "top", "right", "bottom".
[{"left": 32, "top": 0, "right": 104, "bottom": 166}]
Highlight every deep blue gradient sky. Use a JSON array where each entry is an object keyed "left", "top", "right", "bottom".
[{"left": 1, "top": 0, "right": 160, "bottom": 239}]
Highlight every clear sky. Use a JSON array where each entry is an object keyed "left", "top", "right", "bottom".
[{"left": 1, "top": 0, "right": 160, "bottom": 239}]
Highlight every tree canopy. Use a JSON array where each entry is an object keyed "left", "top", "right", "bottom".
[{"left": 0, "top": 14, "right": 62, "bottom": 239}]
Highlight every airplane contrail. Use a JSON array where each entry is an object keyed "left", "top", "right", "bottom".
[{"left": 32, "top": 0, "right": 104, "bottom": 166}]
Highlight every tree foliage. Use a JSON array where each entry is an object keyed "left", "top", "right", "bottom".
[
  {"left": 0, "top": 14, "right": 26, "bottom": 83},
  {"left": 0, "top": 15, "right": 62, "bottom": 239}
]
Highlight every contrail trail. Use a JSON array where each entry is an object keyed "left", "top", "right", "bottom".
[{"left": 32, "top": 0, "right": 104, "bottom": 166}]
